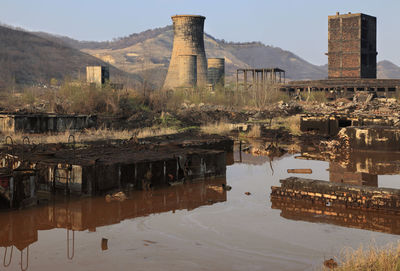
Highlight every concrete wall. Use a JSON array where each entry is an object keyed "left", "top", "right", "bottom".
[{"left": 163, "top": 15, "right": 208, "bottom": 89}]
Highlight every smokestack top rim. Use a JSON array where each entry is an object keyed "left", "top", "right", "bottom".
[{"left": 172, "top": 14, "right": 206, "bottom": 19}]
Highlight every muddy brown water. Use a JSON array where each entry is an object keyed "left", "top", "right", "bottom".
[{"left": 1, "top": 150, "right": 400, "bottom": 270}]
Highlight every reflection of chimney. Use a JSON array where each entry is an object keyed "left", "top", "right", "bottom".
[{"left": 163, "top": 15, "right": 208, "bottom": 89}]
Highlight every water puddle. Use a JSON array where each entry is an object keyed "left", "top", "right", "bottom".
[{"left": 0, "top": 145, "right": 400, "bottom": 270}]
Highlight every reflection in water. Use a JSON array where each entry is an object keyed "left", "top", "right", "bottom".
[
  {"left": 271, "top": 197, "right": 400, "bottom": 235},
  {"left": 0, "top": 178, "right": 226, "bottom": 270},
  {"left": 329, "top": 162, "right": 378, "bottom": 186},
  {"left": 298, "top": 149, "right": 400, "bottom": 187},
  {"left": 272, "top": 147, "right": 400, "bottom": 236}
]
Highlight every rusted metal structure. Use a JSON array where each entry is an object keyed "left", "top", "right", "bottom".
[
  {"left": 235, "top": 68, "right": 285, "bottom": 91},
  {"left": 328, "top": 12, "right": 377, "bottom": 79}
]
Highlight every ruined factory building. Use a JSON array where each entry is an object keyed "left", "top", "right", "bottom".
[
  {"left": 281, "top": 12, "right": 400, "bottom": 97},
  {"left": 86, "top": 65, "right": 110, "bottom": 87},
  {"left": 328, "top": 12, "right": 377, "bottom": 79}
]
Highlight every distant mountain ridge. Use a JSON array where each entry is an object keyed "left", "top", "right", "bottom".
[
  {"left": 0, "top": 25, "right": 142, "bottom": 89},
  {"left": 0, "top": 23, "right": 398, "bottom": 90},
  {"left": 36, "top": 26, "right": 329, "bottom": 85},
  {"left": 44, "top": 25, "right": 399, "bottom": 84}
]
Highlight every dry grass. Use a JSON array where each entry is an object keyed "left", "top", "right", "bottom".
[
  {"left": 247, "top": 125, "right": 261, "bottom": 138},
  {"left": 200, "top": 121, "right": 236, "bottom": 135},
  {"left": 323, "top": 242, "right": 400, "bottom": 271},
  {"left": 270, "top": 115, "right": 301, "bottom": 136},
  {"left": 2, "top": 126, "right": 179, "bottom": 145}
]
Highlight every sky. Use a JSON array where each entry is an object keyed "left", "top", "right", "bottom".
[{"left": 1, "top": 0, "right": 400, "bottom": 66}]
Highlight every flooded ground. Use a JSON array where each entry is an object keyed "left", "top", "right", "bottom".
[{"left": 1, "top": 147, "right": 400, "bottom": 270}]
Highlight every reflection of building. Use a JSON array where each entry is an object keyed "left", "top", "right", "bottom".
[
  {"left": 0, "top": 178, "right": 227, "bottom": 268},
  {"left": 298, "top": 148, "right": 400, "bottom": 182},
  {"left": 329, "top": 162, "right": 377, "bottom": 186},
  {"left": 271, "top": 197, "right": 400, "bottom": 235}
]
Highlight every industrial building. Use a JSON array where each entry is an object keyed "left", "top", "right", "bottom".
[
  {"left": 328, "top": 12, "right": 377, "bottom": 79},
  {"left": 280, "top": 12, "right": 400, "bottom": 97},
  {"left": 86, "top": 66, "right": 110, "bottom": 87}
]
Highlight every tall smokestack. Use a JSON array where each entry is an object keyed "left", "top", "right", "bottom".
[{"left": 163, "top": 15, "right": 207, "bottom": 89}]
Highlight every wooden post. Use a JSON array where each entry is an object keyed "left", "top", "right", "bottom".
[
  {"left": 244, "top": 70, "right": 247, "bottom": 90},
  {"left": 236, "top": 70, "right": 238, "bottom": 92}
]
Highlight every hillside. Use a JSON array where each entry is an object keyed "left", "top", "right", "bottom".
[
  {"left": 36, "top": 26, "right": 328, "bottom": 87},
  {"left": 0, "top": 25, "right": 142, "bottom": 90},
  {"left": 378, "top": 60, "right": 400, "bottom": 79},
  {"left": 13, "top": 25, "right": 400, "bottom": 90}
]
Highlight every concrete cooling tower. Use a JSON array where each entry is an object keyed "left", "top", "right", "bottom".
[
  {"left": 163, "top": 15, "right": 208, "bottom": 89},
  {"left": 207, "top": 58, "right": 225, "bottom": 86}
]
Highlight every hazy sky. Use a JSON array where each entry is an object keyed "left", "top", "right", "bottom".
[{"left": 1, "top": 0, "right": 399, "bottom": 65}]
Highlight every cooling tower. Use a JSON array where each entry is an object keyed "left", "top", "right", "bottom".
[
  {"left": 207, "top": 58, "right": 225, "bottom": 86},
  {"left": 163, "top": 15, "right": 207, "bottom": 89},
  {"left": 178, "top": 55, "right": 197, "bottom": 87}
]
